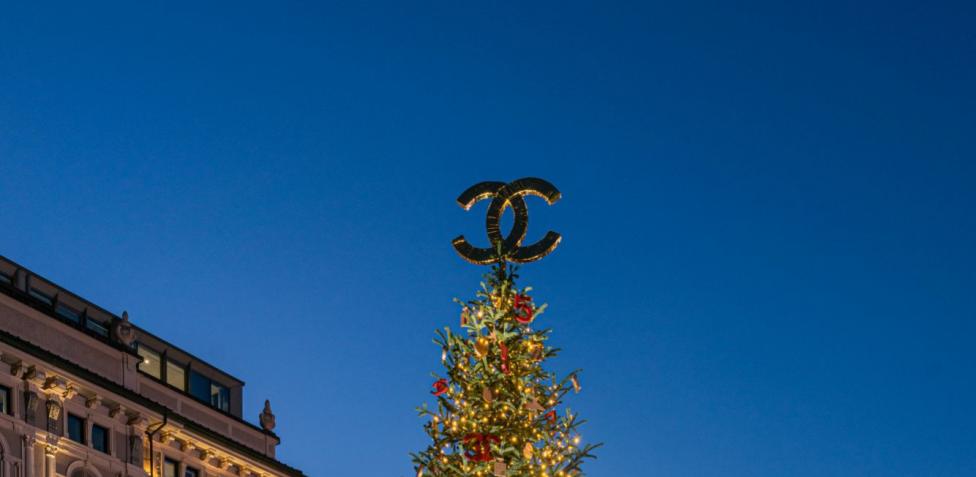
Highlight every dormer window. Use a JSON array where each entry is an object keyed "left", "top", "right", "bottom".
[
  {"left": 166, "top": 360, "right": 186, "bottom": 391},
  {"left": 85, "top": 317, "right": 109, "bottom": 337},
  {"left": 56, "top": 304, "right": 81, "bottom": 324},
  {"left": 29, "top": 288, "right": 53, "bottom": 306},
  {"left": 189, "top": 370, "right": 231, "bottom": 412},
  {"left": 137, "top": 344, "right": 162, "bottom": 379}
]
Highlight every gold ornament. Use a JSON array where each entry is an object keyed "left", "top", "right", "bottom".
[
  {"left": 523, "top": 442, "right": 534, "bottom": 459},
  {"left": 483, "top": 387, "right": 493, "bottom": 403},
  {"left": 524, "top": 340, "right": 543, "bottom": 360},
  {"left": 474, "top": 338, "right": 489, "bottom": 358},
  {"left": 492, "top": 293, "right": 512, "bottom": 311}
]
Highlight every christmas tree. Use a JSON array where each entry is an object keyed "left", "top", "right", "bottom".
[{"left": 412, "top": 258, "right": 599, "bottom": 477}]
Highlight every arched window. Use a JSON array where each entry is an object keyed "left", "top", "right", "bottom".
[
  {"left": 66, "top": 461, "right": 103, "bottom": 477},
  {"left": 69, "top": 469, "right": 96, "bottom": 477}
]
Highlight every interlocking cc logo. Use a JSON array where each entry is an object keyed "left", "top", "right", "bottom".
[{"left": 452, "top": 178, "right": 562, "bottom": 264}]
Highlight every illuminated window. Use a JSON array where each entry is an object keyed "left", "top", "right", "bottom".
[
  {"left": 137, "top": 344, "right": 162, "bottom": 379},
  {"left": 166, "top": 360, "right": 186, "bottom": 391},
  {"left": 163, "top": 459, "right": 178, "bottom": 477},
  {"left": 211, "top": 382, "right": 230, "bottom": 412}
]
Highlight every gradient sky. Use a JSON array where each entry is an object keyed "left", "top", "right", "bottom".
[{"left": 2, "top": 2, "right": 975, "bottom": 476}]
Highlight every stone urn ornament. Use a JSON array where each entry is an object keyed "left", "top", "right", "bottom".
[
  {"left": 113, "top": 310, "right": 137, "bottom": 346},
  {"left": 259, "top": 400, "right": 276, "bottom": 432}
]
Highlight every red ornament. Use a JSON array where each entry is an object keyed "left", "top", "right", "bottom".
[
  {"left": 463, "top": 433, "right": 500, "bottom": 462},
  {"left": 513, "top": 294, "right": 534, "bottom": 324},
  {"left": 545, "top": 410, "right": 557, "bottom": 425},
  {"left": 499, "top": 340, "right": 510, "bottom": 374},
  {"left": 431, "top": 378, "right": 449, "bottom": 396}
]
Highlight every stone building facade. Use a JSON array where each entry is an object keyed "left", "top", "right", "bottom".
[{"left": 0, "top": 255, "right": 304, "bottom": 477}]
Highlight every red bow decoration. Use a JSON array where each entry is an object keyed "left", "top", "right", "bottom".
[
  {"left": 463, "top": 433, "right": 500, "bottom": 462},
  {"left": 431, "top": 378, "right": 449, "bottom": 396},
  {"left": 499, "top": 340, "right": 510, "bottom": 374},
  {"left": 513, "top": 294, "right": 534, "bottom": 324},
  {"left": 545, "top": 410, "right": 557, "bottom": 425}
]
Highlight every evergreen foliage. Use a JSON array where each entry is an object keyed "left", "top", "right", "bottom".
[{"left": 412, "top": 261, "right": 599, "bottom": 477}]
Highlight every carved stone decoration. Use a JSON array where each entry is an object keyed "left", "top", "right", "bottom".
[
  {"left": 126, "top": 412, "right": 146, "bottom": 427},
  {"left": 127, "top": 435, "right": 143, "bottom": 466},
  {"left": 259, "top": 400, "right": 276, "bottom": 432},
  {"left": 198, "top": 449, "right": 213, "bottom": 462},
  {"left": 63, "top": 385, "right": 78, "bottom": 400},
  {"left": 109, "top": 404, "right": 124, "bottom": 418},
  {"left": 113, "top": 310, "right": 137, "bottom": 346},
  {"left": 23, "top": 365, "right": 38, "bottom": 381},
  {"left": 42, "top": 376, "right": 60, "bottom": 390},
  {"left": 159, "top": 431, "right": 175, "bottom": 444},
  {"left": 85, "top": 395, "right": 101, "bottom": 409},
  {"left": 10, "top": 360, "right": 24, "bottom": 377},
  {"left": 46, "top": 398, "right": 63, "bottom": 435},
  {"left": 24, "top": 391, "right": 39, "bottom": 426},
  {"left": 218, "top": 457, "right": 231, "bottom": 470},
  {"left": 179, "top": 440, "right": 195, "bottom": 452}
]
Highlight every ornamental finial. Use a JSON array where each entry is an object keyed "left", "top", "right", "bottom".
[{"left": 259, "top": 400, "right": 276, "bottom": 431}]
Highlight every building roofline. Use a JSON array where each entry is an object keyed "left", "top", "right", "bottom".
[
  {"left": 0, "top": 327, "right": 304, "bottom": 477},
  {"left": 0, "top": 254, "right": 246, "bottom": 385},
  {"left": 133, "top": 325, "right": 245, "bottom": 386}
]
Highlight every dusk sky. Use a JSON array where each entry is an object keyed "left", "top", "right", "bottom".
[{"left": 2, "top": 2, "right": 975, "bottom": 476}]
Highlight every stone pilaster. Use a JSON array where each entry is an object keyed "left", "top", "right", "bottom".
[
  {"left": 22, "top": 435, "right": 35, "bottom": 477},
  {"left": 42, "top": 446, "right": 56, "bottom": 477}
]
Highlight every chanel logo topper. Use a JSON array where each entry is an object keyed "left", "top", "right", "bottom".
[{"left": 451, "top": 178, "right": 562, "bottom": 265}]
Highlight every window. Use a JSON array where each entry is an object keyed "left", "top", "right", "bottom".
[
  {"left": 67, "top": 414, "right": 85, "bottom": 444},
  {"left": 189, "top": 371, "right": 210, "bottom": 403},
  {"left": 137, "top": 344, "right": 162, "bottom": 379},
  {"left": 166, "top": 360, "right": 186, "bottom": 391},
  {"left": 184, "top": 467, "right": 199, "bottom": 477},
  {"left": 211, "top": 382, "right": 230, "bottom": 412},
  {"left": 91, "top": 423, "right": 109, "bottom": 453},
  {"left": 29, "top": 288, "right": 53, "bottom": 306},
  {"left": 163, "top": 459, "right": 178, "bottom": 477},
  {"left": 0, "top": 384, "right": 10, "bottom": 415},
  {"left": 85, "top": 318, "right": 109, "bottom": 337},
  {"left": 0, "top": 272, "right": 11, "bottom": 284},
  {"left": 189, "top": 370, "right": 230, "bottom": 412},
  {"left": 56, "top": 304, "right": 81, "bottom": 323}
]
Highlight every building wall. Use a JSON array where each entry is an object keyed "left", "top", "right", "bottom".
[{"left": 0, "top": 257, "right": 302, "bottom": 477}]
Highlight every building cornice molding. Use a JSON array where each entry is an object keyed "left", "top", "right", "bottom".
[{"left": 0, "top": 332, "right": 304, "bottom": 477}]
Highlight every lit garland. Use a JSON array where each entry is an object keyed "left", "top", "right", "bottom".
[{"left": 413, "top": 263, "right": 600, "bottom": 477}]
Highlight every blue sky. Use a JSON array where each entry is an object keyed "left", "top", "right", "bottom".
[{"left": 2, "top": 2, "right": 975, "bottom": 476}]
